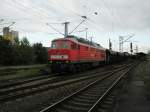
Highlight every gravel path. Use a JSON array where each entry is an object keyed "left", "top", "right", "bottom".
[{"left": 115, "top": 61, "right": 150, "bottom": 112}]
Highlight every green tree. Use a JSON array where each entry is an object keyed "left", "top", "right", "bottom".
[
  {"left": 21, "top": 37, "right": 30, "bottom": 46},
  {"left": 19, "top": 37, "right": 34, "bottom": 65},
  {"left": 0, "top": 38, "right": 15, "bottom": 65},
  {"left": 33, "top": 43, "right": 48, "bottom": 64},
  {"left": 0, "top": 36, "right": 47, "bottom": 66},
  {"left": 0, "top": 35, "right": 3, "bottom": 40},
  {"left": 14, "top": 36, "right": 20, "bottom": 46}
]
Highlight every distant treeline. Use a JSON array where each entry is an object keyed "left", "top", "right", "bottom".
[{"left": 0, "top": 35, "right": 48, "bottom": 66}]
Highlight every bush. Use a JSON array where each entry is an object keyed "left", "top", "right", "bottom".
[{"left": 0, "top": 36, "right": 48, "bottom": 66}]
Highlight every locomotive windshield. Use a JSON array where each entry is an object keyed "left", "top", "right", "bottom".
[{"left": 51, "top": 40, "right": 70, "bottom": 49}]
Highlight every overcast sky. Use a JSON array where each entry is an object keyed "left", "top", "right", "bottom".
[{"left": 0, "top": 0, "right": 150, "bottom": 53}]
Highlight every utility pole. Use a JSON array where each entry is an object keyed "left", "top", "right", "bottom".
[
  {"left": 130, "top": 42, "right": 133, "bottom": 54},
  {"left": 90, "top": 36, "right": 93, "bottom": 44},
  {"left": 85, "top": 28, "right": 88, "bottom": 40},
  {"left": 63, "top": 22, "right": 70, "bottom": 38},
  {"left": 119, "top": 36, "right": 123, "bottom": 52},
  {"left": 109, "top": 38, "right": 112, "bottom": 50},
  {"left": 135, "top": 45, "right": 138, "bottom": 54}
]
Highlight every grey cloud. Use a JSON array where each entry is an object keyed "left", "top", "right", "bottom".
[{"left": 0, "top": 0, "right": 150, "bottom": 52}]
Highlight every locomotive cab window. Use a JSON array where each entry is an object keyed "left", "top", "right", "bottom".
[
  {"left": 51, "top": 42, "right": 57, "bottom": 49},
  {"left": 51, "top": 40, "right": 70, "bottom": 49},
  {"left": 61, "top": 41, "right": 69, "bottom": 48}
]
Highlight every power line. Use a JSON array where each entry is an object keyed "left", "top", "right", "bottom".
[
  {"left": 46, "top": 23, "right": 64, "bottom": 36},
  {"left": 69, "top": 19, "right": 86, "bottom": 34},
  {"left": 5, "top": 0, "right": 50, "bottom": 24},
  {"left": 119, "top": 34, "right": 135, "bottom": 52}
]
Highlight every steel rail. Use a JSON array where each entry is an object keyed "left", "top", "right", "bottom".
[
  {"left": 88, "top": 64, "right": 134, "bottom": 112},
  {"left": 39, "top": 64, "right": 132, "bottom": 112}
]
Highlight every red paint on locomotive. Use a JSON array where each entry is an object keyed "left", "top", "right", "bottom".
[{"left": 48, "top": 35, "right": 106, "bottom": 63}]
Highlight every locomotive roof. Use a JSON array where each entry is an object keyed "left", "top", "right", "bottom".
[{"left": 52, "top": 35, "right": 106, "bottom": 50}]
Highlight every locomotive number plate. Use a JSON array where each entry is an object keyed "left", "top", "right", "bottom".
[{"left": 51, "top": 55, "right": 68, "bottom": 59}]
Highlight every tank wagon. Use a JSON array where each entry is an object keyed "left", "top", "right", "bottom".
[{"left": 48, "top": 35, "right": 130, "bottom": 73}]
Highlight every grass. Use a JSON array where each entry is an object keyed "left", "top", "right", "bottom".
[
  {"left": 0, "top": 65, "right": 47, "bottom": 82},
  {"left": 133, "top": 59, "right": 150, "bottom": 99}
]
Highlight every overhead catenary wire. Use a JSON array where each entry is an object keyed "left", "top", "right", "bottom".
[
  {"left": 46, "top": 23, "right": 64, "bottom": 36},
  {"left": 3, "top": 0, "right": 56, "bottom": 34},
  {"left": 69, "top": 19, "right": 86, "bottom": 34},
  {"left": 5, "top": 0, "right": 58, "bottom": 28},
  {"left": 2, "top": 0, "right": 129, "bottom": 43},
  {"left": 100, "top": 0, "right": 125, "bottom": 30},
  {"left": 11, "top": 0, "right": 48, "bottom": 22},
  {"left": 48, "top": 0, "right": 104, "bottom": 33},
  {"left": 5, "top": 0, "right": 83, "bottom": 35},
  {"left": 3, "top": 0, "right": 102, "bottom": 34}
]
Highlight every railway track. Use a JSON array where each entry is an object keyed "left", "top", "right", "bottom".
[
  {"left": 0, "top": 64, "right": 46, "bottom": 77},
  {"left": 39, "top": 63, "right": 135, "bottom": 112},
  {"left": 0, "top": 63, "right": 122, "bottom": 89},
  {"left": 0, "top": 62, "right": 129, "bottom": 89},
  {"left": 0, "top": 63, "right": 130, "bottom": 103},
  {"left": 0, "top": 75, "right": 55, "bottom": 89}
]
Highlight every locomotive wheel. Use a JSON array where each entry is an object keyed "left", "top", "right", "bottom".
[
  {"left": 80, "top": 64, "right": 86, "bottom": 72},
  {"left": 69, "top": 65, "right": 76, "bottom": 74},
  {"left": 87, "top": 63, "right": 92, "bottom": 70},
  {"left": 51, "top": 67, "right": 57, "bottom": 73},
  {"left": 85, "top": 64, "right": 90, "bottom": 70},
  {"left": 51, "top": 64, "right": 61, "bottom": 73},
  {"left": 76, "top": 65, "right": 81, "bottom": 73}
]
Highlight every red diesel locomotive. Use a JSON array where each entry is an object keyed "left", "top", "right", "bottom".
[
  {"left": 48, "top": 35, "right": 130, "bottom": 73},
  {"left": 48, "top": 35, "right": 107, "bottom": 73}
]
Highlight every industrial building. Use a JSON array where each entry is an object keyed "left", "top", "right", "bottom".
[{"left": 3, "top": 27, "right": 19, "bottom": 43}]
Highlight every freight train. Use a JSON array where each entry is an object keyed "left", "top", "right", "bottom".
[{"left": 48, "top": 35, "right": 130, "bottom": 73}]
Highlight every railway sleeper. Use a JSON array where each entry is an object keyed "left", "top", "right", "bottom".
[
  {"left": 77, "top": 95, "right": 98, "bottom": 100},
  {"left": 72, "top": 97, "right": 96, "bottom": 104},
  {"left": 89, "top": 89, "right": 106, "bottom": 93},
  {"left": 100, "top": 102, "right": 112, "bottom": 109},
  {"left": 55, "top": 108, "right": 69, "bottom": 112},
  {"left": 66, "top": 100, "right": 93, "bottom": 108},
  {"left": 97, "top": 91, "right": 118, "bottom": 112},
  {"left": 83, "top": 93, "right": 101, "bottom": 97},
  {"left": 85, "top": 89, "right": 106, "bottom": 94},
  {"left": 85, "top": 91, "right": 101, "bottom": 94},
  {"left": 62, "top": 104, "right": 88, "bottom": 111},
  {"left": 97, "top": 108, "right": 108, "bottom": 112}
]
